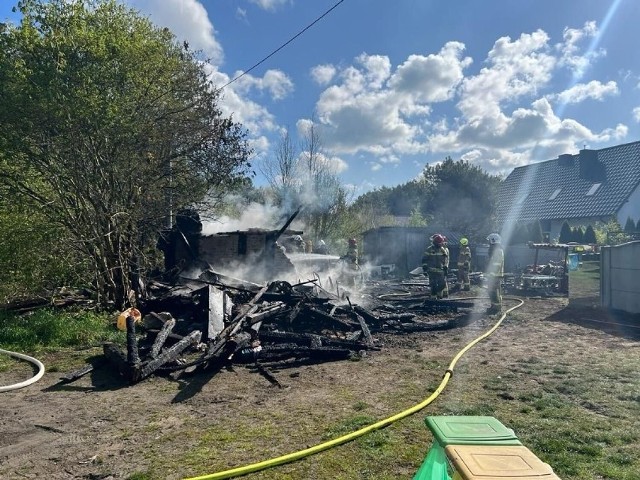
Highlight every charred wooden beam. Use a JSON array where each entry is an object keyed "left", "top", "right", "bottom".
[
  {"left": 303, "top": 306, "right": 358, "bottom": 329},
  {"left": 126, "top": 316, "right": 141, "bottom": 366},
  {"left": 59, "top": 364, "right": 95, "bottom": 383},
  {"left": 138, "top": 330, "right": 202, "bottom": 380},
  {"left": 258, "top": 330, "right": 378, "bottom": 350},
  {"left": 149, "top": 317, "right": 176, "bottom": 359},
  {"left": 354, "top": 312, "right": 374, "bottom": 347}
]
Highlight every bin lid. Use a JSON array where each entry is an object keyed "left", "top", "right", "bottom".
[
  {"left": 445, "top": 445, "right": 561, "bottom": 479},
  {"left": 426, "top": 416, "right": 521, "bottom": 446}
]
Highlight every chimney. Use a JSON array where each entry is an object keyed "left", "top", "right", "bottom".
[
  {"left": 579, "top": 149, "right": 606, "bottom": 182},
  {"left": 557, "top": 153, "right": 574, "bottom": 167}
]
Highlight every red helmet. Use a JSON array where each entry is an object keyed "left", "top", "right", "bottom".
[
  {"left": 348, "top": 238, "right": 357, "bottom": 246},
  {"left": 432, "top": 234, "right": 445, "bottom": 245}
]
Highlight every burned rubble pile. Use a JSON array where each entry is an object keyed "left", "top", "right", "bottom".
[{"left": 62, "top": 270, "right": 475, "bottom": 386}]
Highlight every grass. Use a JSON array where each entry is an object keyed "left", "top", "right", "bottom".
[
  {"left": 0, "top": 308, "right": 123, "bottom": 371},
  {"left": 4, "top": 261, "right": 640, "bottom": 480}
]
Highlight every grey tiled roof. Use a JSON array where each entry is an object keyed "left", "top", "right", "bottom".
[{"left": 497, "top": 141, "right": 640, "bottom": 223}]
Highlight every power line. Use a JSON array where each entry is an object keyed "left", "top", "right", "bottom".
[{"left": 220, "top": 0, "right": 346, "bottom": 89}]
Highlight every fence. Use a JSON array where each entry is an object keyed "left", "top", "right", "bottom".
[{"left": 601, "top": 241, "right": 640, "bottom": 314}]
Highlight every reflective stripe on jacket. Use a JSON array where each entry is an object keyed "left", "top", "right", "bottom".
[{"left": 422, "top": 245, "right": 448, "bottom": 272}]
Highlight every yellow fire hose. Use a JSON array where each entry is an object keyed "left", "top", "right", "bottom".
[{"left": 184, "top": 297, "right": 524, "bottom": 480}]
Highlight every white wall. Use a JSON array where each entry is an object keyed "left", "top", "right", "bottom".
[
  {"left": 601, "top": 241, "right": 640, "bottom": 314},
  {"left": 616, "top": 182, "right": 640, "bottom": 228}
]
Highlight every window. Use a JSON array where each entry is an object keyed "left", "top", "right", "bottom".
[
  {"left": 548, "top": 188, "right": 561, "bottom": 200},
  {"left": 586, "top": 183, "right": 601, "bottom": 196}
]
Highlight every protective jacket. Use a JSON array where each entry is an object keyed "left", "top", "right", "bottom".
[
  {"left": 422, "top": 245, "right": 448, "bottom": 273},
  {"left": 457, "top": 245, "right": 471, "bottom": 268}
]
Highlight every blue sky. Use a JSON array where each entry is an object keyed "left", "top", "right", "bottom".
[{"left": 2, "top": 0, "right": 639, "bottom": 196}]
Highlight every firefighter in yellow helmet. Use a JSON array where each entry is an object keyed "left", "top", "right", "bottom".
[
  {"left": 422, "top": 234, "right": 449, "bottom": 299},
  {"left": 486, "top": 233, "right": 504, "bottom": 314},
  {"left": 457, "top": 237, "right": 472, "bottom": 291}
]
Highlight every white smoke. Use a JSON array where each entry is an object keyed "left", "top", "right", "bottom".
[{"left": 201, "top": 201, "right": 284, "bottom": 235}]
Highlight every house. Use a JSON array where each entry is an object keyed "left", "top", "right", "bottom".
[{"left": 496, "top": 140, "right": 640, "bottom": 240}]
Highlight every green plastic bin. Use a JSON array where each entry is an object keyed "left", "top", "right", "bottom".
[{"left": 426, "top": 416, "right": 522, "bottom": 447}]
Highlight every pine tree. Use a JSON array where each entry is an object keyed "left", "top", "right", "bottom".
[
  {"left": 584, "top": 225, "right": 597, "bottom": 244},
  {"left": 559, "top": 221, "right": 572, "bottom": 243},
  {"left": 528, "top": 220, "right": 543, "bottom": 243},
  {"left": 624, "top": 217, "right": 636, "bottom": 234}
]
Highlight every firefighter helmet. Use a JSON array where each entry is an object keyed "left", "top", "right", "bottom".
[
  {"left": 431, "top": 234, "right": 445, "bottom": 245},
  {"left": 460, "top": 237, "right": 469, "bottom": 246},
  {"left": 487, "top": 233, "right": 502, "bottom": 244}
]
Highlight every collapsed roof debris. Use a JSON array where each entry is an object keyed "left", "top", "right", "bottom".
[{"left": 60, "top": 210, "right": 482, "bottom": 387}]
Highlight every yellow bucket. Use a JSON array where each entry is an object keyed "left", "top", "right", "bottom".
[{"left": 116, "top": 307, "right": 142, "bottom": 331}]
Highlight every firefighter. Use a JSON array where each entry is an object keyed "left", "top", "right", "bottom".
[
  {"left": 422, "top": 234, "right": 449, "bottom": 299},
  {"left": 457, "top": 237, "right": 472, "bottom": 291},
  {"left": 486, "top": 233, "right": 504, "bottom": 314},
  {"left": 341, "top": 238, "right": 360, "bottom": 287},
  {"left": 316, "top": 239, "right": 329, "bottom": 255}
]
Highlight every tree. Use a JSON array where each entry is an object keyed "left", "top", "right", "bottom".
[
  {"left": 422, "top": 157, "right": 501, "bottom": 237},
  {"left": 408, "top": 205, "right": 429, "bottom": 227},
  {"left": 572, "top": 226, "right": 584, "bottom": 243},
  {"left": 259, "top": 128, "right": 298, "bottom": 205},
  {"left": 623, "top": 216, "right": 636, "bottom": 234},
  {"left": 510, "top": 223, "right": 529, "bottom": 244},
  {"left": 584, "top": 225, "right": 597, "bottom": 244},
  {"left": 0, "top": 0, "right": 252, "bottom": 308},
  {"left": 559, "top": 221, "right": 572, "bottom": 243},
  {"left": 528, "top": 220, "right": 543, "bottom": 243}
]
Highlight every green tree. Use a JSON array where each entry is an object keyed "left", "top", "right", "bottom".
[
  {"left": 0, "top": 0, "right": 251, "bottom": 308},
  {"left": 510, "top": 223, "right": 529, "bottom": 244},
  {"left": 559, "top": 221, "right": 572, "bottom": 243},
  {"left": 422, "top": 157, "right": 501, "bottom": 237},
  {"left": 623, "top": 216, "right": 636, "bottom": 234},
  {"left": 572, "top": 226, "right": 585, "bottom": 243},
  {"left": 528, "top": 219, "right": 543, "bottom": 243},
  {"left": 584, "top": 225, "right": 597, "bottom": 244},
  {"left": 408, "top": 205, "right": 428, "bottom": 227}
]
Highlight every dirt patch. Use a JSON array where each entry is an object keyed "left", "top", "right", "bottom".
[{"left": 1, "top": 288, "right": 638, "bottom": 479}]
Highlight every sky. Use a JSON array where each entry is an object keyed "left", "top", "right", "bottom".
[{"left": 2, "top": 0, "right": 640, "bottom": 196}]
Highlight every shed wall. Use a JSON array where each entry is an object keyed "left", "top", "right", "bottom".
[{"left": 601, "top": 241, "right": 640, "bottom": 314}]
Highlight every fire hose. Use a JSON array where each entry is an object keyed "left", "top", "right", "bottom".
[
  {"left": 0, "top": 348, "right": 46, "bottom": 392},
  {"left": 184, "top": 296, "right": 525, "bottom": 480}
]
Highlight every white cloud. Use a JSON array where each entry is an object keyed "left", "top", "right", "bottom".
[
  {"left": 312, "top": 44, "right": 472, "bottom": 155},
  {"left": 458, "top": 30, "right": 555, "bottom": 119},
  {"left": 388, "top": 42, "right": 472, "bottom": 103},
  {"left": 371, "top": 163, "right": 382, "bottom": 172},
  {"left": 234, "top": 69, "right": 294, "bottom": 100},
  {"left": 129, "top": 0, "right": 223, "bottom": 65},
  {"left": 552, "top": 80, "right": 618, "bottom": 105},
  {"left": 556, "top": 21, "right": 604, "bottom": 78},
  {"left": 249, "top": 0, "right": 290, "bottom": 11},
  {"left": 236, "top": 7, "right": 247, "bottom": 22},
  {"left": 633, "top": 107, "right": 640, "bottom": 122},
  {"left": 310, "top": 64, "right": 337, "bottom": 85}
]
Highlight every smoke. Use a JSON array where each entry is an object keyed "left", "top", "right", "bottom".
[{"left": 201, "top": 200, "right": 283, "bottom": 235}]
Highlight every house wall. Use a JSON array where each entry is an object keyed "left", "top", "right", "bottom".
[
  {"left": 601, "top": 241, "right": 640, "bottom": 314},
  {"left": 197, "top": 232, "right": 295, "bottom": 281},
  {"left": 616, "top": 182, "right": 640, "bottom": 228}
]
